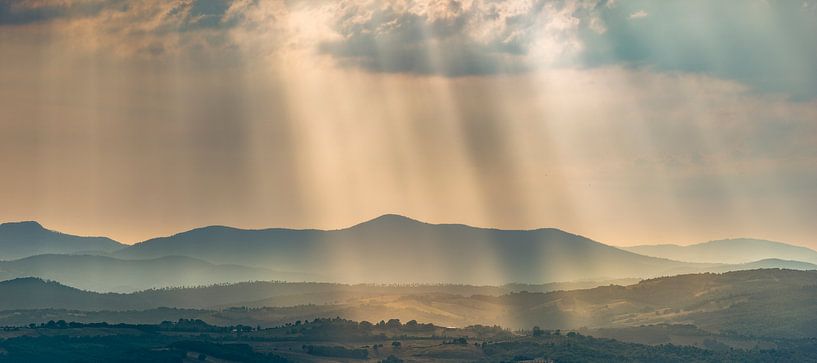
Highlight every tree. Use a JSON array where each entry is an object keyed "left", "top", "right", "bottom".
[{"left": 380, "top": 355, "right": 404, "bottom": 363}]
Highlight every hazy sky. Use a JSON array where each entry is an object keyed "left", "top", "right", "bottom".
[{"left": 1, "top": 0, "right": 816, "bottom": 247}]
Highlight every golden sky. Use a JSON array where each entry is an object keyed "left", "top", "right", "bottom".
[{"left": 1, "top": 0, "right": 816, "bottom": 247}]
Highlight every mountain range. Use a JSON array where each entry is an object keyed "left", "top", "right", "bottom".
[
  {"left": 624, "top": 238, "right": 817, "bottom": 264},
  {"left": 112, "top": 214, "right": 704, "bottom": 284},
  {"left": 2, "top": 215, "right": 816, "bottom": 287}
]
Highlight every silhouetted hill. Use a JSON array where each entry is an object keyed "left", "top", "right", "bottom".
[
  {"left": 708, "top": 258, "right": 817, "bottom": 272},
  {"left": 0, "top": 221, "right": 123, "bottom": 260},
  {"left": 625, "top": 238, "right": 817, "bottom": 264},
  {"left": 5, "top": 217, "right": 811, "bottom": 286},
  {"left": 0, "top": 276, "right": 633, "bottom": 311},
  {"left": 0, "top": 278, "right": 143, "bottom": 310},
  {"left": 0, "top": 254, "right": 318, "bottom": 292},
  {"left": 114, "top": 214, "right": 704, "bottom": 284}
]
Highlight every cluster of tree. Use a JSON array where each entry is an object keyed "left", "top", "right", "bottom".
[
  {"left": 532, "top": 326, "right": 570, "bottom": 337},
  {"left": 4, "top": 317, "right": 817, "bottom": 362},
  {"left": 171, "top": 341, "right": 287, "bottom": 362},
  {"left": 443, "top": 337, "right": 468, "bottom": 345},
  {"left": 379, "top": 355, "right": 403, "bottom": 363},
  {"left": 18, "top": 318, "right": 255, "bottom": 334},
  {"left": 158, "top": 318, "right": 253, "bottom": 333},
  {"left": 279, "top": 316, "right": 387, "bottom": 341},
  {"left": 0, "top": 335, "right": 288, "bottom": 362},
  {"left": 479, "top": 332, "right": 817, "bottom": 362}
]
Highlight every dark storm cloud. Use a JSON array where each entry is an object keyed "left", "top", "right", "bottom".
[
  {"left": 0, "top": 0, "right": 240, "bottom": 32},
  {"left": 0, "top": 0, "right": 112, "bottom": 25},
  {"left": 317, "top": 0, "right": 817, "bottom": 99},
  {"left": 0, "top": 0, "right": 255, "bottom": 60},
  {"left": 318, "top": 1, "right": 572, "bottom": 76}
]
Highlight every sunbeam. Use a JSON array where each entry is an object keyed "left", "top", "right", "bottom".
[{"left": 1, "top": 1, "right": 816, "bottom": 360}]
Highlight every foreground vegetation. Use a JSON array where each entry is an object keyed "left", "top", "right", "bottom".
[{"left": 2, "top": 318, "right": 817, "bottom": 362}]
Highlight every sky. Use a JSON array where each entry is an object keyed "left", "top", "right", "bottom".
[{"left": 1, "top": 0, "right": 816, "bottom": 247}]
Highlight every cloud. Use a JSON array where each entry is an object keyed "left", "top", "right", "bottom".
[
  {"left": 628, "top": 10, "right": 647, "bottom": 19},
  {"left": 1, "top": 0, "right": 249, "bottom": 59},
  {"left": 0, "top": 0, "right": 237, "bottom": 29},
  {"left": 313, "top": 0, "right": 817, "bottom": 99},
  {"left": 578, "top": 0, "right": 817, "bottom": 99},
  {"left": 317, "top": 0, "right": 589, "bottom": 76},
  {"left": 4, "top": 0, "right": 816, "bottom": 99},
  {"left": 0, "top": 0, "right": 109, "bottom": 25}
]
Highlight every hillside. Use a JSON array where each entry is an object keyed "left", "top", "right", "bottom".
[
  {"left": 2, "top": 269, "right": 816, "bottom": 338},
  {"left": 624, "top": 238, "right": 817, "bottom": 264},
  {"left": 114, "top": 214, "right": 703, "bottom": 284},
  {"left": 0, "top": 221, "right": 123, "bottom": 260},
  {"left": 0, "top": 277, "right": 632, "bottom": 311},
  {"left": 0, "top": 254, "right": 318, "bottom": 292},
  {"left": 708, "top": 258, "right": 817, "bottom": 272},
  {"left": 0, "top": 278, "right": 143, "bottom": 311}
]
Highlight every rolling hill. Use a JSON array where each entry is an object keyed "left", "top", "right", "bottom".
[
  {"left": 0, "top": 221, "right": 124, "bottom": 260},
  {"left": 2, "top": 269, "right": 816, "bottom": 338},
  {"left": 708, "top": 258, "right": 817, "bottom": 272},
  {"left": 624, "top": 238, "right": 817, "bottom": 264},
  {"left": 0, "top": 277, "right": 636, "bottom": 311},
  {"left": 113, "top": 214, "right": 705, "bottom": 284},
  {"left": 0, "top": 277, "right": 142, "bottom": 311},
  {"left": 0, "top": 254, "right": 320, "bottom": 292}
]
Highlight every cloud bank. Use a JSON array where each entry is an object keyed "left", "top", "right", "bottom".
[{"left": 3, "top": 0, "right": 815, "bottom": 98}]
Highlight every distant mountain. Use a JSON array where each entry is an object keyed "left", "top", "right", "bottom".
[
  {"left": 0, "top": 221, "right": 124, "bottom": 260},
  {"left": 114, "top": 214, "right": 706, "bottom": 284},
  {"left": 0, "top": 254, "right": 320, "bottom": 292},
  {"left": 624, "top": 238, "right": 817, "bottom": 264},
  {"left": 709, "top": 258, "right": 817, "bottom": 272},
  {"left": 5, "top": 216, "right": 813, "bottom": 285}
]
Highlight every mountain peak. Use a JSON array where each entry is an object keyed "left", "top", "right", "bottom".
[
  {"left": 0, "top": 221, "right": 124, "bottom": 260},
  {"left": 371, "top": 213, "right": 420, "bottom": 223},
  {"left": 350, "top": 214, "right": 426, "bottom": 229}
]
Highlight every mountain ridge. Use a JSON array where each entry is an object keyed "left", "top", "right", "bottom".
[
  {"left": 0, "top": 221, "right": 124, "bottom": 260},
  {"left": 4, "top": 215, "right": 815, "bottom": 285},
  {"left": 112, "top": 214, "right": 700, "bottom": 284},
  {"left": 0, "top": 254, "right": 322, "bottom": 292},
  {"left": 624, "top": 238, "right": 817, "bottom": 264}
]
